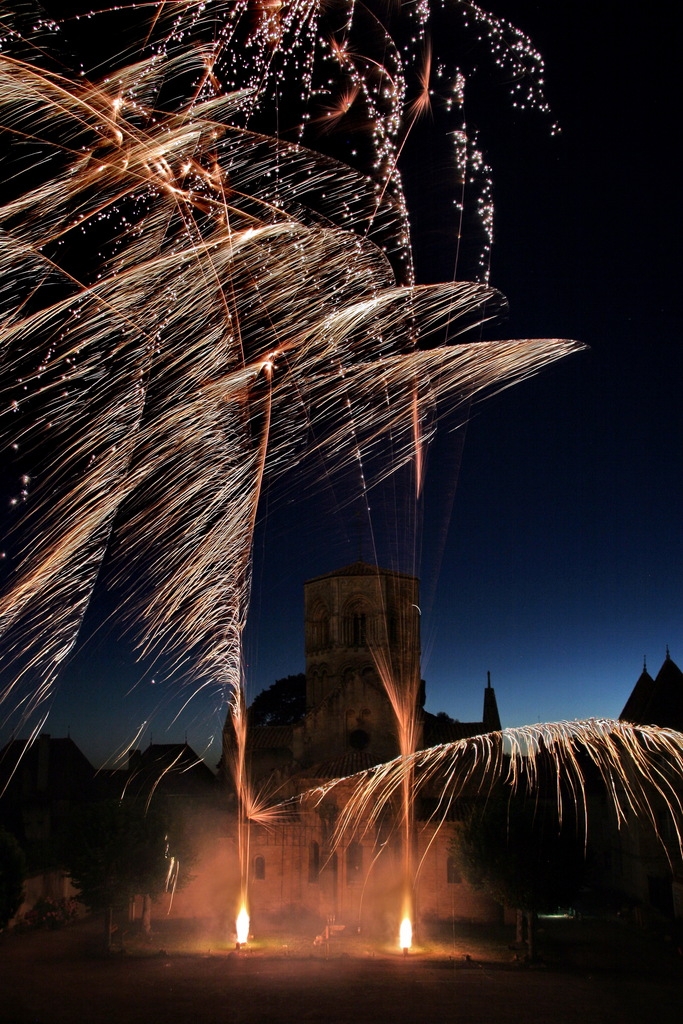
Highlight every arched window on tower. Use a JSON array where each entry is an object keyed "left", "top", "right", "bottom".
[
  {"left": 254, "top": 855, "right": 266, "bottom": 881},
  {"left": 343, "top": 599, "right": 371, "bottom": 647},
  {"left": 308, "top": 603, "right": 330, "bottom": 650}
]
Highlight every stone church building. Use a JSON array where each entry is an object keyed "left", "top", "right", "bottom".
[{"left": 223, "top": 561, "right": 502, "bottom": 936}]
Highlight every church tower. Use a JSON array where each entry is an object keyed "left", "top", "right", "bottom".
[
  {"left": 224, "top": 559, "right": 501, "bottom": 783},
  {"left": 300, "top": 561, "right": 421, "bottom": 767}
]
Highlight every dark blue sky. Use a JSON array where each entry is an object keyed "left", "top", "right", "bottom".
[
  {"left": 2, "top": 2, "right": 680, "bottom": 769},
  {"left": 241, "top": 1, "right": 681, "bottom": 722},
  {"left": 242, "top": 1, "right": 681, "bottom": 737}
]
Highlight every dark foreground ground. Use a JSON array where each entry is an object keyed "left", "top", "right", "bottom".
[{"left": 1, "top": 914, "right": 682, "bottom": 1024}]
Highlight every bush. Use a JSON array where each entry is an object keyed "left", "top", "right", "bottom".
[{"left": 23, "top": 896, "right": 79, "bottom": 930}]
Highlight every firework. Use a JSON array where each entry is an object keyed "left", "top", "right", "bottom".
[
  {"left": 0, "top": 2, "right": 577, "bottom": 756},
  {"left": 1, "top": 2, "right": 584, "bottom": 937},
  {"left": 301, "top": 719, "right": 683, "bottom": 865}
]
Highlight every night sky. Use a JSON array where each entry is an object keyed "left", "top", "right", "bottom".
[{"left": 1, "top": 2, "right": 680, "bottom": 770}]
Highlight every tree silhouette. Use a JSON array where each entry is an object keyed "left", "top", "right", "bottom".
[
  {"left": 249, "top": 674, "right": 306, "bottom": 727},
  {"left": 62, "top": 799, "right": 194, "bottom": 949},
  {"left": 452, "top": 784, "right": 585, "bottom": 959}
]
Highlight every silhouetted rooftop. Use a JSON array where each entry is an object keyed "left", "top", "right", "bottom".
[
  {"left": 422, "top": 713, "right": 491, "bottom": 745},
  {"left": 121, "top": 742, "right": 217, "bottom": 801},
  {"left": 620, "top": 651, "right": 683, "bottom": 731}
]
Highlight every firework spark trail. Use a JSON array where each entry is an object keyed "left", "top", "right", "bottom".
[
  {"left": 0, "top": 2, "right": 583, "bottom": 935},
  {"left": 300, "top": 720, "right": 683, "bottom": 865},
  {"left": 0, "top": 60, "right": 578, "bottom": 712}
]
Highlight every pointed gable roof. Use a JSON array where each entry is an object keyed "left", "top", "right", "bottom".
[
  {"left": 620, "top": 659, "right": 655, "bottom": 724},
  {"left": 122, "top": 742, "right": 216, "bottom": 800},
  {"left": 0, "top": 734, "right": 96, "bottom": 802},
  {"left": 620, "top": 651, "right": 683, "bottom": 731}
]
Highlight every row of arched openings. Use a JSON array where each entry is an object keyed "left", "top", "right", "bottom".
[
  {"left": 254, "top": 848, "right": 460, "bottom": 884},
  {"left": 252, "top": 846, "right": 322, "bottom": 884},
  {"left": 252, "top": 842, "right": 363, "bottom": 885},
  {"left": 309, "top": 600, "right": 396, "bottom": 650}
]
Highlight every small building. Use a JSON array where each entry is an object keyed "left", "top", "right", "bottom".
[
  {"left": 114, "top": 742, "right": 218, "bottom": 803},
  {"left": 0, "top": 734, "right": 98, "bottom": 853},
  {"left": 0, "top": 734, "right": 99, "bottom": 913}
]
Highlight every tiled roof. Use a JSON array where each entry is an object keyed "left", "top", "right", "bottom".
[
  {"left": 422, "top": 713, "right": 488, "bottom": 746},
  {"left": 296, "top": 750, "right": 381, "bottom": 780},
  {"left": 247, "top": 725, "right": 294, "bottom": 750}
]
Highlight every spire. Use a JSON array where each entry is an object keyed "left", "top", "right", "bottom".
[
  {"left": 483, "top": 673, "right": 501, "bottom": 732},
  {"left": 622, "top": 650, "right": 683, "bottom": 730}
]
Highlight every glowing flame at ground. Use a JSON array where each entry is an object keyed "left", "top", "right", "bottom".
[
  {"left": 236, "top": 906, "right": 250, "bottom": 946},
  {"left": 400, "top": 917, "right": 412, "bottom": 951}
]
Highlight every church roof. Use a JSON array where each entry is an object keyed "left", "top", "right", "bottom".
[
  {"left": 121, "top": 742, "right": 217, "bottom": 799},
  {"left": 297, "top": 750, "right": 380, "bottom": 780},
  {"left": 306, "top": 560, "right": 417, "bottom": 583},
  {"left": 422, "top": 713, "right": 490, "bottom": 746},
  {"left": 248, "top": 725, "right": 294, "bottom": 750},
  {"left": 620, "top": 652, "right": 683, "bottom": 731},
  {"left": 0, "top": 734, "right": 96, "bottom": 802}
]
